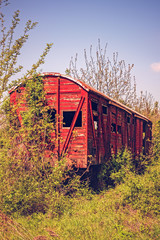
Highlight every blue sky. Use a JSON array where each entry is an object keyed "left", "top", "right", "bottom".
[{"left": 2, "top": 0, "right": 160, "bottom": 102}]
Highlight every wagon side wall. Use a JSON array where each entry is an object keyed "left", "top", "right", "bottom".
[
  {"left": 44, "top": 75, "right": 88, "bottom": 168},
  {"left": 87, "top": 91, "right": 151, "bottom": 164}
]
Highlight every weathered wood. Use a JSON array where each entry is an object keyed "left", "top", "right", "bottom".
[
  {"left": 61, "top": 96, "right": 85, "bottom": 156},
  {"left": 9, "top": 73, "right": 152, "bottom": 168}
]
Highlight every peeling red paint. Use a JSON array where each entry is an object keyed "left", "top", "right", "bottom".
[{"left": 9, "top": 73, "right": 152, "bottom": 168}]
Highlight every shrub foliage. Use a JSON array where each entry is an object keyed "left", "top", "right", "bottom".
[{"left": 0, "top": 75, "right": 88, "bottom": 217}]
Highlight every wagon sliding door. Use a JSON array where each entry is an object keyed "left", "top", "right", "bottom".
[
  {"left": 88, "top": 99, "right": 100, "bottom": 164},
  {"left": 135, "top": 118, "right": 143, "bottom": 155},
  {"left": 110, "top": 106, "right": 122, "bottom": 155}
]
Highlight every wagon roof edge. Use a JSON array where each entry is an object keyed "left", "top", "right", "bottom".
[
  {"left": 9, "top": 72, "right": 151, "bottom": 123},
  {"left": 57, "top": 73, "right": 151, "bottom": 123}
]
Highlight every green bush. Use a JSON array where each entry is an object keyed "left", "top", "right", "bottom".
[
  {"left": 97, "top": 145, "right": 160, "bottom": 215},
  {"left": 96, "top": 149, "right": 134, "bottom": 189},
  {"left": 117, "top": 160, "right": 160, "bottom": 215},
  {"left": 108, "top": 143, "right": 160, "bottom": 215},
  {"left": 0, "top": 75, "right": 89, "bottom": 217},
  {"left": 110, "top": 149, "right": 134, "bottom": 184}
]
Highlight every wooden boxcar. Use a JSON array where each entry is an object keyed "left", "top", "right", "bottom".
[{"left": 9, "top": 72, "right": 152, "bottom": 168}]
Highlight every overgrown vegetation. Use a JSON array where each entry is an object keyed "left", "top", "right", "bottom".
[
  {"left": 0, "top": 147, "right": 159, "bottom": 239},
  {"left": 0, "top": 75, "right": 159, "bottom": 238},
  {"left": 0, "top": 75, "right": 89, "bottom": 220}
]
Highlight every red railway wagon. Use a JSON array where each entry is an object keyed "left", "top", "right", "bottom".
[{"left": 9, "top": 72, "right": 152, "bottom": 168}]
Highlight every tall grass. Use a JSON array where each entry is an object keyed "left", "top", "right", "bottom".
[{"left": 1, "top": 154, "right": 159, "bottom": 240}]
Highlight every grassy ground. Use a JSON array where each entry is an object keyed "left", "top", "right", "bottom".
[{"left": 1, "top": 186, "right": 159, "bottom": 240}]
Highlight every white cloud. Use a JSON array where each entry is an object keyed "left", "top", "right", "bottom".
[{"left": 150, "top": 62, "right": 160, "bottom": 72}]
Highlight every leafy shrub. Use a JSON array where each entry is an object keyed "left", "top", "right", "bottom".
[
  {"left": 0, "top": 159, "right": 82, "bottom": 216},
  {"left": 107, "top": 141, "right": 160, "bottom": 215},
  {"left": 96, "top": 149, "right": 134, "bottom": 189},
  {"left": 110, "top": 149, "right": 134, "bottom": 184},
  {"left": 118, "top": 160, "right": 160, "bottom": 215},
  {"left": 0, "top": 75, "right": 89, "bottom": 217},
  {"left": 97, "top": 145, "right": 160, "bottom": 215}
]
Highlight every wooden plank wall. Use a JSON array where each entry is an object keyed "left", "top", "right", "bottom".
[
  {"left": 44, "top": 76, "right": 88, "bottom": 168},
  {"left": 9, "top": 74, "right": 152, "bottom": 168}
]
